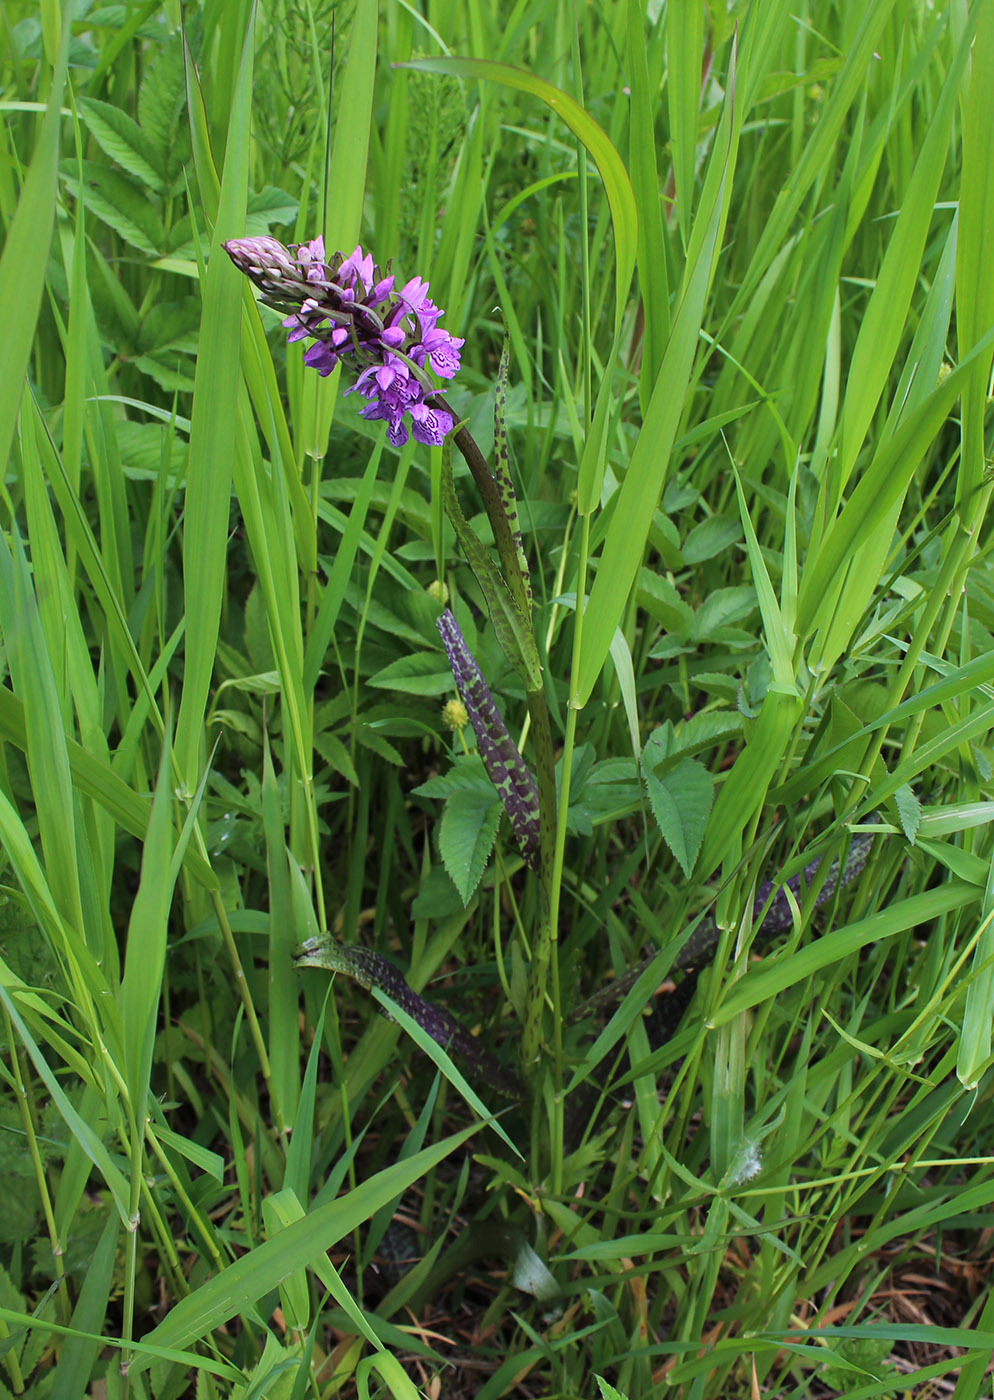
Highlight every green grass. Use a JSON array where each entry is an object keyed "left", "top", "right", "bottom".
[{"left": 2, "top": 1, "right": 994, "bottom": 1396}]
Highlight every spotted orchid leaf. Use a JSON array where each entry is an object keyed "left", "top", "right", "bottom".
[
  {"left": 492, "top": 328, "right": 531, "bottom": 617},
  {"left": 437, "top": 609, "right": 541, "bottom": 872},
  {"left": 294, "top": 935, "right": 520, "bottom": 1098},
  {"left": 439, "top": 436, "right": 542, "bottom": 691}
]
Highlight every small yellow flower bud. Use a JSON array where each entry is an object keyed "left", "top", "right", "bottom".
[
  {"left": 442, "top": 698, "right": 468, "bottom": 731},
  {"left": 427, "top": 578, "right": 449, "bottom": 606}
]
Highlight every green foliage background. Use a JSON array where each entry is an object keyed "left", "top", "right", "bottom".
[{"left": 2, "top": 1, "right": 994, "bottom": 1396}]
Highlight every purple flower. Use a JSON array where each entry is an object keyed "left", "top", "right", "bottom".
[{"left": 224, "top": 235, "right": 463, "bottom": 446}]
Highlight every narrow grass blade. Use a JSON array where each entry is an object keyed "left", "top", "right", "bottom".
[
  {"left": 50, "top": 1208, "right": 119, "bottom": 1400},
  {"left": 694, "top": 686, "right": 801, "bottom": 885},
  {"left": 666, "top": 0, "right": 703, "bottom": 247},
  {"left": 300, "top": 0, "right": 379, "bottom": 458},
  {"left": 837, "top": 11, "right": 973, "bottom": 493},
  {"left": 955, "top": 1, "right": 994, "bottom": 507},
  {"left": 0, "top": 12, "right": 68, "bottom": 475},
  {"left": 0, "top": 983, "right": 131, "bottom": 1226},
  {"left": 627, "top": 0, "right": 670, "bottom": 402},
  {"left": 129, "top": 1128, "right": 479, "bottom": 1371},
  {"left": 263, "top": 738, "right": 299, "bottom": 1129},
  {"left": 797, "top": 336, "right": 994, "bottom": 638},
  {"left": 709, "top": 882, "right": 981, "bottom": 1028},
  {"left": 401, "top": 56, "right": 636, "bottom": 334},
  {"left": 0, "top": 528, "right": 85, "bottom": 938},
  {"left": 120, "top": 738, "right": 176, "bottom": 1133},
  {"left": 175, "top": 11, "right": 253, "bottom": 785},
  {"left": 575, "top": 54, "right": 736, "bottom": 706}
]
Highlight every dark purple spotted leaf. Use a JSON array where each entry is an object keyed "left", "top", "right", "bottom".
[
  {"left": 294, "top": 935, "right": 520, "bottom": 1098},
  {"left": 492, "top": 330, "right": 531, "bottom": 617},
  {"left": 437, "top": 609, "right": 541, "bottom": 872}
]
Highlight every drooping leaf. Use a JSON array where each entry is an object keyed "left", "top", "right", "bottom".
[{"left": 293, "top": 936, "right": 520, "bottom": 1098}]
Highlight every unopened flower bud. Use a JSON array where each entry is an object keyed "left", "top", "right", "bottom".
[{"left": 427, "top": 579, "right": 449, "bottom": 606}]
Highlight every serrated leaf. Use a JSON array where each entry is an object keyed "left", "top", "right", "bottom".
[
  {"left": 80, "top": 96, "right": 165, "bottom": 190},
  {"left": 643, "top": 756, "right": 714, "bottom": 878},
  {"left": 893, "top": 784, "right": 921, "bottom": 845},
  {"left": 693, "top": 586, "right": 758, "bottom": 639},
  {"left": 138, "top": 37, "right": 189, "bottom": 181},
  {"left": 682, "top": 515, "right": 743, "bottom": 564},
  {"left": 63, "top": 163, "right": 165, "bottom": 256},
  {"left": 439, "top": 788, "right": 502, "bottom": 904},
  {"left": 137, "top": 297, "right": 201, "bottom": 353},
  {"left": 354, "top": 725, "right": 405, "bottom": 766},
  {"left": 412, "top": 755, "right": 490, "bottom": 799},
  {"left": 636, "top": 569, "right": 695, "bottom": 633},
  {"left": 368, "top": 651, "right": 453, "bottom": 695},
  {"left": 313, "top": 731, "right": 358, "bottom": 786}
]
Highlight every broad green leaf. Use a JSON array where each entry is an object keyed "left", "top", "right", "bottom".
[
  {"left": 892, "top": 785, "right": 922, "bottom": 846},
  {"left": 439, "top": 788, "right": 502, "bottom": 904},
  {"left": 78, "top": 96, "right": 165, "bottom": 191},
  {"left": 368, "top": 652, "right": 454, "bottom": 696},
  {"left": 644, "top": 757, "right": 713, "bottom": 880}
]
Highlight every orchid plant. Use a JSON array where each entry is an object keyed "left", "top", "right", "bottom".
[{"left": 226, "top": 234, "right": 559, "bottom": 1090}]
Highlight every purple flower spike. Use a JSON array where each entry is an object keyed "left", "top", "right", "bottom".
[
  {"left": 437, "top": 609, "right": 541, "bottom": 872},
  {"left": 223, "top": 234, "right": 463, "bottom": 446}
]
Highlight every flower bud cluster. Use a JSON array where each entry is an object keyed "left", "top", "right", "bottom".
[{"left": 223, "top": 235, "right": 464, "bottom": 448}]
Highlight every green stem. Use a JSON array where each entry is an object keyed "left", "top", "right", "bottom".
[
  {"left": 430, "top": 394, "right": 527, "bottom": 611},
  {"left": 438, "top": 408, "right": 562, "bottom": 1087},
  {"left": 120, "top": 1116, "right": 143, "bottom": 1397},
  {"left": 3, "top": 1008, "right": 68, "bottom": 1324},
  {"left": 211, "top": 888, "right": 287, "bottom": 1142}
]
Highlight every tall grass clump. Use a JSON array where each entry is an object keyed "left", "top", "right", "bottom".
[{"left": 2, "top": 1, "right": 994, "bottom": 1397}]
